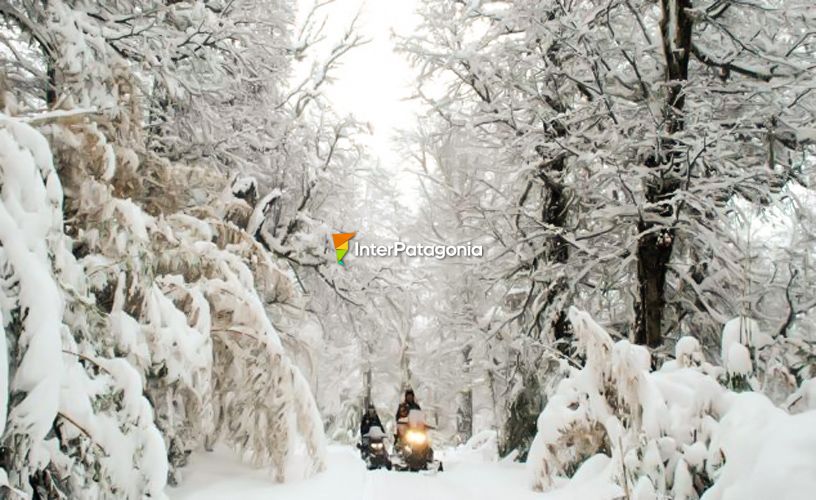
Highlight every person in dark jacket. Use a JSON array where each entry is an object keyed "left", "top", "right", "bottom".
[
  {"left": 360, "top": 403, "right": 384, "bottom": 437},
  {"left": 395, "top": 389, "right": 421, "bottom": 422},
  {"left": 394, "top": 389, "right": 421, "bottom": 443}
]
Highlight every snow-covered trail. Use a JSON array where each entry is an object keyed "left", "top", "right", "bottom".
[{"left": 168, "top": 445, "right": 547, "bottom": 500}]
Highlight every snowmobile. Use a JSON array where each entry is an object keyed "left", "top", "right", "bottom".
[
  {"left": 360, "top": 426, "right": 392, "bottom": 470},
  {"left": 392, "top": 410, "right": 443, "bottom": 472}
]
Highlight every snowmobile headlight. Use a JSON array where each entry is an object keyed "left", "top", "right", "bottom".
[
  {"left": 371, "top": 442, "right": 383, "bottom": 450},
  {"left": 405, "top": 430, "right": 427, "bottom": 446}
]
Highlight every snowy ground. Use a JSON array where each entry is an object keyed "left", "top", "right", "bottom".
[{"left": 168, "top": 445, "right": 548, "bottom": 500}]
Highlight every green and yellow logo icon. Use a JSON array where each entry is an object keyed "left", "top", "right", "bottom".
[{"left": 332, "top": 232, "right": 356, "bottom": 266}]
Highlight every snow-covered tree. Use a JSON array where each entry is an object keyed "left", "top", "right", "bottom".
[
  {"left": 402, "top": 0, "right": 816, "bottom": 458},
  {"left": 0, "top": 0, "right": 368, "bottom": 495}
]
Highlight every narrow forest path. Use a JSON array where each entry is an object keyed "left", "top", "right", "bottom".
[{"left": 168, "top": 445, "right": 560, "bottom": 500}]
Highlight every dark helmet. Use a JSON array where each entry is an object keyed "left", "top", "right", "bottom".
[{"left": 404, "top": 389, "right": 415, "bottom": 400}]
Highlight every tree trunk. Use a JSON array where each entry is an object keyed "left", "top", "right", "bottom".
[
  {"left": 456, "top": 345, "right": 474, "bottom": 442},
  {"left": 634, "top": 0, "right": 692, "bottom": 347},
  {"left": 499, "top": 371, "right": 542, "bottom": 460},
  {"left": 635, "top": 229, "right": 674, "bottom": 347},
  {"left": 46, "top": 62, "right": 57, "bottom": 107},
  {"left": 532, "top": 155, "right": 572, "bottom": 345},
  {"left": 363, "top": 364, "right": 372, "bottom": 407}
]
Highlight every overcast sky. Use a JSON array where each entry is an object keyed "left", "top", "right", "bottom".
[{"left": 297, "top": 0, "right": 423, "bottom": 204}]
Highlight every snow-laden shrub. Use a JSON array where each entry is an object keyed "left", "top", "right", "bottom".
[
  {"left": 452, "top": 430, "right": 500, "bottom": 463},
  {"left": 0, "top": 107, "right": 326, "bottom": 496},
  {"left": 720, "top": 317, "right": 770, "bottom": 392},
  {"left": 60, "top": 123, "right": 327, "bottom": 485},
  {"left": 527, "top": 307, "right": 816, "bottom": 499},
  {"left": 716, "top": 316, "right": 811, "bottom": 405},
  {"left": 0, "top": 114, "right": 167, "bottom": 498}
]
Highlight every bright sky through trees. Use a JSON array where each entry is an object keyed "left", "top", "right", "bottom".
[{"left": 297, "top": 0, "right": 422, "bottom": 204}]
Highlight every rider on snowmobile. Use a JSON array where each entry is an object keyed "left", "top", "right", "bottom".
[
  {"left": 391, "top": 388, "right": 440, "bottom": 471},
  {"left": 394, "top": 389, "right": 421, "bottom": 444},
  {"left": 360, "top": 403, "right": 384, "bottom": 437},
  {"left": 358, "top": 404, "right": 391, "bottom": 469},
  {"left": 395, "top": 389, "right": 421, "bottom": 420}
]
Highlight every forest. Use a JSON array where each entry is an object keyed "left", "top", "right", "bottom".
[{"left": 0, "top": 0, "right": 814, "bottom": 499}]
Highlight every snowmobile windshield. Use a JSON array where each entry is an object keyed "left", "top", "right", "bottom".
[
  {"left": 407, "top": 409, "right": 424, "bottom": 426},
  {"left": 366, "top": 426, "right": 386, "bottom": 439}
]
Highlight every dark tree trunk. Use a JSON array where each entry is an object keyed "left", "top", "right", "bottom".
[
  {"left": 635, "top": 228, "right": 674, "bottom": 347},
  {"left": 634, "top": 0, "right": 692, "bottom": 347},
  {"left": 457, "top": 388, "right": 473, "bottom": 442},
  {"left": 46, "top": 62, "right": 58, "bottom": 106},
  {"left": 542, "top": 161, "right": 569, "bottom": 265},
  {"left": 532, "top": 154, "right": 572, "bottom": 346},
  {"left": 544, "top": 170, "right": 571, "bottom": 346},
  {"left": 499, "top": 371, "right": 542, "bottom": 460}
]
